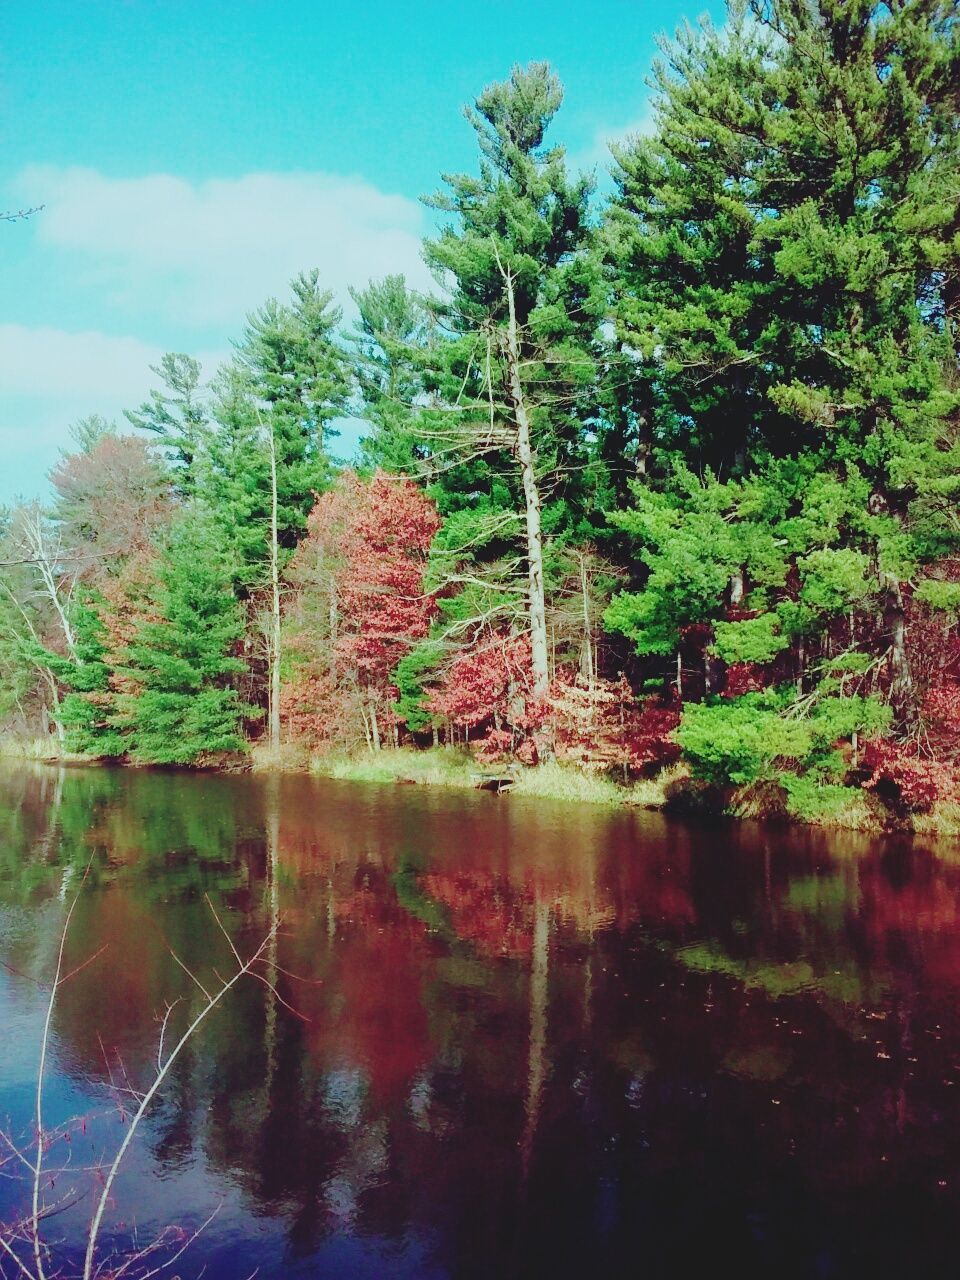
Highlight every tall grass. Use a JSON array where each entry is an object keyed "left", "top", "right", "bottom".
[
  {"left": 0, "top": 736, "right": 63, "bottom": 761},
  {"left": 310, "top": 747, "right": 478, "bottom": 789}
]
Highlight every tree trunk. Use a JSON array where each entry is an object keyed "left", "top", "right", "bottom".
[
  {"left": 267, "top": 419, "right": 282, "bottom": 753},
  {"left": 580, "top": 553, "right": 594, "bottom": 692},
  {"left": 369, "top": 700, "right": 382, "bottom": 752},
  {"left": 503, "top": 270, "right": 549, "bottom": 701},
  {"left": 884, "top": 573, "right": 915, "bottom": 728},
  {"left": 359, "top": 698, "right": 372, "bottom": 750},
  {"left": 20, "top": 507, "right": 78, "bottom": 662}
]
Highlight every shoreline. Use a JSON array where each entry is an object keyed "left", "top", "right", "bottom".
[{"left": 4, "top": 740, "right": 959, "bottom": 841}]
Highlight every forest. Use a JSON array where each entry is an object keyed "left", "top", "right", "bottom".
[{"left": 1, "top": 0, "right": 958, "bottom": 833}]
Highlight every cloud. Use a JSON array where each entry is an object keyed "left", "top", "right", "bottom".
[
  {"left": 0, "top": 164, "right": 431, "bottom": 496},
  {"left": 12, "top": 166, "right": 432, "bottom": 330},
  {"left": 568, "top": 113, "right": 656, "bottom": 178},
  {"left": 0, "top": 325, "right": 227, "bottom": 501}
]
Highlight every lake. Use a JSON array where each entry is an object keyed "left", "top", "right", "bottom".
[{"left": 1, "top": 762, "right": 959, "bottom": 1278}]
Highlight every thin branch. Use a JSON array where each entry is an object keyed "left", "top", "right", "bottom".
[{"left": 81, "top": 923, "right": 278, "bottom": 1280}]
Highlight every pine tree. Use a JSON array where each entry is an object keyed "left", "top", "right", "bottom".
[
  {"left": 54, "top": 589, "right": 126, "bottom": 757},
  {"left": 124, "top": 353, "right": 209, "bottom": 488},
  {"left": 118, "top": 513, "right": 251, "bottom": 764},
  {"left": 233, "top": 269, "right": 351, "bottom": 548},
  {"left": 606, "top": 6, "right": 784, "bottom": 473},
  {"left": 606, "top": 0, "right": 960, "bottom": 727},
  {"left": 422, "top": 62, "right": 605, "bottom": 702},
  {"left": 350, "top": 275, "right": 432, "bottom": 475}
]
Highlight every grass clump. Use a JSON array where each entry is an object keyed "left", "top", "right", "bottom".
[
  {"left": 310, "top": 747, "right": 478, "bottom": 789},
  {"left": 511, "top": 761, "right": 625, "bottom": 806},
  {"left": 250, "top": 741, "right": 313, "bottom": 773},
  {"left": 0, "top": 737, "right": 66, "bottom": 761}
]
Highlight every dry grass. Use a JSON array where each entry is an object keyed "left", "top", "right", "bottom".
[
  {"left": 249, "top": 741, "right": 313, "bottom": 773},
  {"left": 309, "top": 747, "right": 479, "bottom": 789},
  {"left": 627, "top": 762, "right": 693, "bottom": 810},
  {"left": 309, "top": 749, "right": 688, "bottom": 810},
  {"left": 0, "top": 737, "right": 68, "bottom": 762},
  {"left": 510, "top": 760, "right": 625, "bottom": 806},
  {"left": 912, "top": 798, "right": 960, "bottom": 840}
]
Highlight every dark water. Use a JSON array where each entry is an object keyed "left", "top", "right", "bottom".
[{"left": 1, "top": 764, "right": 959, "bottom": 1279}]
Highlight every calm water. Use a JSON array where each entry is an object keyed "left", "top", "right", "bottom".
[{"left": 1, "top": 764, "right": 959, "bottom": 1279}]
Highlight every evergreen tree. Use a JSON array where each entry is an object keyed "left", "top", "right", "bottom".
[
  {"left": 49, "top": 590, "right": 125, "bottom": 756},
  {"left": 422, "top": 61, "right": 605, "bottom": 699},
  {"left": 118, "top": 513, "right": 251, "bottom": 765},
  {"left": 606, "top": 6, "right": 783, "bottom": 473},
  {"left": 233, "top": 269, "right": 351, "bottom": 548},
  {"left": 124, "top": 353, "right": 209, "bottom": 487},
  {"left": 350, "top": 275, "right": 432, "bottom": 474},
  {"left": 606, "top": 0, "right": 960, "bottom": 725}
]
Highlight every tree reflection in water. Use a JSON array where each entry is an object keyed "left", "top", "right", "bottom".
[{"left": 2, "top": 762, "right": 960, "bottom": 1278}]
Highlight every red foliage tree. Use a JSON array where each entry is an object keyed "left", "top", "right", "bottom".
[
  {"left": 285, "top": 472, "right": 440, "bottom": 748},
  {"left": 428, "top": 631, "right": 535, "bottom": 756},
  {"left": 861, "top": 739, "right": 953, "bottom": 814}
]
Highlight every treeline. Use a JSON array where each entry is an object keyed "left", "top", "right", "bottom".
[{"left": 2, "top": 0, "right": 959, "bottom": 824}]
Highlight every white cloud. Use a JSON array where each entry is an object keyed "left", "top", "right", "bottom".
[
  {"left": 0, "top": 164, "right": 431, "bottom": 497},
  {"left": 0, "top": 326, "right": 227, "bottom": 501},
  {"left": 569, "top": 113, "right": 656, "bottom": 177},
  {"left": 12, "top": 166, "right": 432, "bottom": 329}
]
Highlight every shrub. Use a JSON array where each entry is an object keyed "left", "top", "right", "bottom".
[
  {"left": 861, "top": 740, "right": 950, "bottom": 814},
  {"left": 677, "top": 697, "right": 813, "bottom": 786}
]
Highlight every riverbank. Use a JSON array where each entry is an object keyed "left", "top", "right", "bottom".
[
  {"left": 250, "top": 744, "right": 960, "bottom": 839},
  {"left": 3, "top": 737, "right": 958, "bottom": 839}
]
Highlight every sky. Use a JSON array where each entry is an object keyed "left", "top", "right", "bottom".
[{"left": 0, "top": 0, "right": 720, "bottom": 501}]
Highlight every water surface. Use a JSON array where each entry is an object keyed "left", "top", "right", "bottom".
[{"left": 1, "top": 763, "right": 959, "bottom": 1278}]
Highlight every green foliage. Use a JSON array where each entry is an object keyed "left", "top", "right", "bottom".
[
  {"left": 677, "top": 696, "right": 813, "bottom": 786},
  {"left": 780, "top": 775, "right": 867, "bottom": 824},
  {"left": 419, "top": 60, "right": 608, "bottom": 633},
  {"left": 55, "top": 590, "right": 126, "bottom": 757},
  {"left": 914, "top": 579, "right": 960, "bottom": 618},
  {"left": 124, "top": 353, "right": 208, "bottom": 487},
  {"left": 678, "top": 690, "right": 892, "bottom": 788},
  {"left": 392, "top": 640, "right": 446, "bottom": 733},
  {"left": 798, "top": 549, "right": 872, "bottom": 615},
  {"left": 118, "top": 513, "right": 253, "bottom": 765},
  {"left": 203, "top": 271, "right": 352, "bottom": 580},
  {"left": 808, "top": 695, "right": 892, "bottom": 749},
  {"left": 350, "top": 275, "right": 432, "bottom": 474},
  {"left": 712, "top": 614, "right": 788, "bottom": 665}
]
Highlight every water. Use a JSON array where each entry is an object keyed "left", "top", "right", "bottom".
[{"left": 1, "top": 763, "right": 959, "bottom": 1279}]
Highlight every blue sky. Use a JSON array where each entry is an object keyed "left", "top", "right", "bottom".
[{"left": 1, "top": 0, "right": 719, "bottom": 500}]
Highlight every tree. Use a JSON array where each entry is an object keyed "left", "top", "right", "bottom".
[
  {"left": 285, "top": 472, "right": 439, "bottom": 750},
  {"left": 50, "top": 432, "right": 171, "bottom": 574},
  {"left": 53, "top": 588, "right": 126, "bottom": 757},
  {"left": 605, "top": 0, "right": 960, "bottom": 729},
  {"left": 124, "top": 353, "right": 209, "bottom": 487},
  {"left": 232, "top": 269, "right": 351, "bottom": 548},
  {"left": 421, "top": 62, "right": 605, "bottom": 714},
  {"left": 350, "top": 275, "right": 432, "bottom": 474},
  {"left": 117, "top": 512, "right": 251, "bottom": 764}
]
